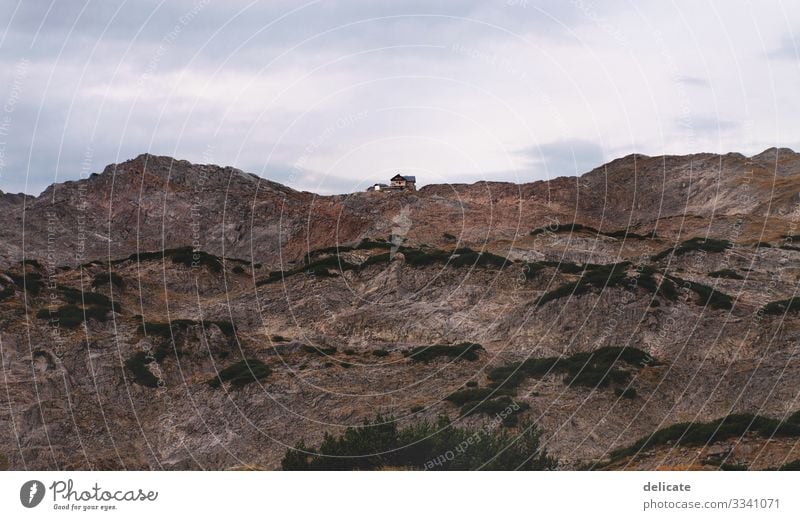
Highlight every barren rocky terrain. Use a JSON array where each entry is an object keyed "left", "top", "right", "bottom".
[{"left": 1, "top": 149, "right": 800, "bottom": 470}]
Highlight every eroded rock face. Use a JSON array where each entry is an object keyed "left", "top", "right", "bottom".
[{"left": 1, "top": 149, "right": 800, "bottom": 470}]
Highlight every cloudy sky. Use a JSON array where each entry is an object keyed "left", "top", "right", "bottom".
[{"left": 0, "top": 0, "right": 798, "bottom": 195}]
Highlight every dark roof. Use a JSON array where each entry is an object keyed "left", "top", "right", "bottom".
[{"left": 390, "top": 174, "right": 416, "bottom": 182}]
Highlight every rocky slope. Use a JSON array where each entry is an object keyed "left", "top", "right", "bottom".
[{"left": 1, "top": 148, "right": 799, "bottom": 470}]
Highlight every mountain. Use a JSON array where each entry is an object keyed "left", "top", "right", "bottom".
[{"left": 1, "top": 149, "right": 800, "bottom": 470}]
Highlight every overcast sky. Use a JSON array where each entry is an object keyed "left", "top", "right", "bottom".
[{"left": 0, "top": 0, "right": 798, "bottom": 195}]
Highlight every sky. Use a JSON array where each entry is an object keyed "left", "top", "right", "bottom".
[{"left": 0, "top": 0, "right": 798, "bottom": 195}]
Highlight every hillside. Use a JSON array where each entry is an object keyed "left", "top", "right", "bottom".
[{"left": 1, "top": 149, "right": 799, "bottom": 470}]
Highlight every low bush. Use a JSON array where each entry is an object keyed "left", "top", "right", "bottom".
[
  {"left": 652, "top": 237, "right": 731, "bottom": 261},
  {"left": 0, "top": 284, "right": 14, "bottom": 301},
  {"left": 610, "top": 414, "right": 800, "bottom": 461},
  {"left": 36, "top": 304, "right": 112, "bottom": 328},
  {"left": 138, "top": 319, "right": 236, "bottom": 338},
  {"left": 762, "top": 297, "right": 800, "bottom": 316},
  {"left": 5, "top": 271, "right": 44, "bottom": 295},
  {"left": 615, "top": 387, "right": 638, "bottom": 399},
  {"left": 530, "top": 223, "right": 656, "bottom": 240},
  {"left": 667, "top": 276, "right": 734, "bottom": 310},
  {"left": 405, "top": 342, "right": 484, "bottom": 362},
  {"left": 121, "top": 246, "right": 223, "bottom": 272},
  {"left": 91, "top": 271, "right": 125, "bottom": 288},
  {"left": 488, "top": 346, "right": 658, "bottom": 392},
  {"left": 281, "top": 414, "right": 555, "bottom": 470},
  {"left": 778, "top": 460, "right": 800, "bottom": 470},
  {"left": 208, "top": 359, "right": 271, "bottom": 389},
  {"left": 371, "top": 349, "right": 389, "bottom": 357},
  {"left": 445, "top": 387, "right": 514, "bottom": 405},
  {"left": 125, "top": 351, "right": 161, "bottom": 388},
  {"left": 302, "top": 345, "right": 337, "bottom": 356},
  {"left": 536, "top": 262, "right": 634, "bottom": 306},
  {"left": 449, "top": 249, "right": 510, "bottom": 269},
  {"left": 708, "top": 269, "right": 743, "bottom": 280},
  {"left": 21, "top": 259, "right": 43, "bottom": 269}
]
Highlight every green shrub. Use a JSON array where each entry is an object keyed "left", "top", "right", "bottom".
[
  {"left": 57, "top": 285, "right": 114, "bottom": 307},
  {"left": 530, "top": 223, "right": 656, "bottom": 240},
  {"left": 445, "top": 387, "right": 514, "bottom": 405},
  {"left": 359, "top": 253, "right": 391, "bottom": 269},
  {"left": 5, "top": 271, "right": 44, "bottom": 295},
  {"left": 667, "top": 276, "right": 733, "bottom": 309},
  {"left": 256, "top": 271, "right": 287, "bottom": 286},
  {"left": 125, "top": 352, "right": 161, "bottom": 387},
  {"left": 21, "top": 259, "right": 43, "bottom": 269},
  {"left": 610, "top": 414, "right": 800, "bottom": 461},
  {"left": 719, "top": 463, "right": 748, "bottom": 471},
  {"left": 449, "top": 249, "right": 510, "bottom": 269},
  {"left": 405, "top": 342, "right": 484, "bottom": 362},
  {"left": 208, "top": 359, "right": 271, "bottom": 389},
  {"left": 302, "top": 345, "right": 337, "bottom": 356},
  {"left": 778, "top": 460, "right": 800, "bottom": 470},
  {"left": 652, "top": 237, "right": 731, "bottom": 261},
  {"left": 91, "top": 272, "right": 125, "bottom": 288},
  {"left": 762, "top": 297, "right": 800, "bottom": 315},
  {"left": 138, "top": 319, "right": 236, "bottom": 338},
  {"left": 753, "top": 241, "right": 771, "bottom": 248},
  {"left": 280, "top": 414, "right": 555, "bottom": 471},
  {"left": 36, "top": 304, "right": 111, "bottom": 328},
  {"left": 536, "top": 262, "right": 633, "bottom": 306},
  {"left": 488, "top": 347, "right": 658, "bottom": 392},
  {"left": 531, "top": 223, "right": 599, "bottom": 236},
  {"left": 372, "top": 349, "right": 389, "bottom": 357},
  {"left": 615, "top": 387, "right": 638, "bottom": 399},
  {"left": 0, "top": 284, "right": 14, "bottom": 301},
  {"left": 708, "top": 269, "right": 743, "bottom": 280}
]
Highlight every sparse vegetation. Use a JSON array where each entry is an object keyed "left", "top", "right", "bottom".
[
  {"left": 280, "top": 414, "right": 555, "bottom": 470},
  {"left": 208, "top": 359, "right": 271, "bottom": 389},
  {"left": 405, "top": 342, "right": 483, "bottom": 362}
]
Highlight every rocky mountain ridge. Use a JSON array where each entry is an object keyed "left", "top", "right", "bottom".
[{"left": 1, "top": 149, "right": 799, "bottom": 470}]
